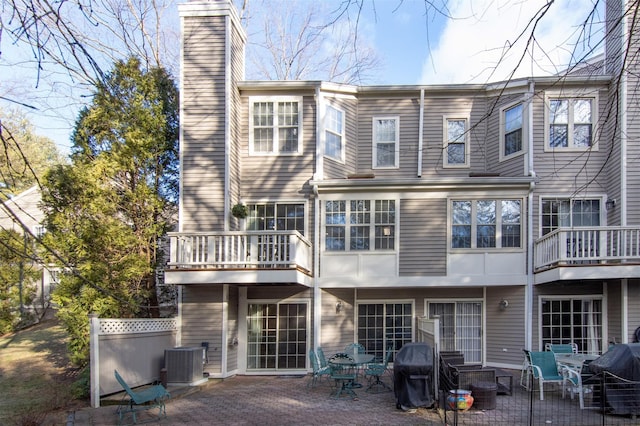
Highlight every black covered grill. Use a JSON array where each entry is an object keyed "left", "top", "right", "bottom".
[{"left": 393, "top": 342, "right": 434, "bottom": 410}]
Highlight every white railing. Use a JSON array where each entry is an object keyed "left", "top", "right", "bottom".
[
  {"left": 534, "top": 226, "right": 640, "bottom": 270},
  {"left": 167, "top": 231, "right": 312, "bottom": 272}
]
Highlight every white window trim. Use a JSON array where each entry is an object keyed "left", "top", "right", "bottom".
[
  {"left": 543, "top": 90, "right": 599, "bottom": 152},
  {"left": 537, "top": 194, "right": 606, "bottom": 238},
  {"left": 244, "top": 199, "right": 308, "bottom": 236},
  {"left": 537, "top": 294, "right": 607, "bottom": 353},
  {"left": 322, "top": 198, "right": 398, "bottom": 252},
  {"left": 372, "top": 116, "right": 400, "bottom": 169},
  {"left": 499, "top": 101, "right": 527, "bottom": 162},
  {"left": 323, "top": 104, "right": 345, "bottom": 163},
  {"left": 356, "top": 299, "right": 416, "bottom": 343},
  {"left": 443, "top": 115, "right": 470, "bottom": 168},
  {"left": 448, "top": 198, "right": 524, "bottom": 251},
  {"left": 248, "top": 96, "right": 303, "bottom": 156}
]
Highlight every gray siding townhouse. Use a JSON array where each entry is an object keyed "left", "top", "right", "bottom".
[{"left": 166, "top": 0, "right": 640, "bottom": 378}]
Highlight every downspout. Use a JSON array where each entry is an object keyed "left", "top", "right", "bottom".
[
  {"left": 417, "top": 89, "right": 425, "bottom": 177},
  {"left": 313, "top": 184, "right": 321, "bottom": 351},
  {"left": 620, "top": 6, "right": 629, "bottom": 342},
  {"left": 223, "top": 13, "right": 232, "bottom": 232},
  {"left": 313, "top": 86, "right": 323, "bottom": 350},
  {"left": 620, "top": 15, "right": 628, "bottom": 227},
  {"left": 526, "top": 80, "right": 536, "bottom": 352}
]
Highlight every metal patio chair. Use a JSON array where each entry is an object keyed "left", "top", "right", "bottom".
[
  {"left": 307, "top": 349, "right": 331, "bottom": 388},
  {"left": 328, "top": 353, "right": 358, "bottom": 399},
  {"left": 364, "top": 345, "right": 393, "bottom": 393},
  {"left": 527, "top": 351, "right": 564, "bottom": 400}
]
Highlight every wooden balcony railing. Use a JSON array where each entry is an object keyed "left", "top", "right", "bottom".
[
  {"left": 167, "top": 231, "right": 312, "bottom": 273},
  {"left": 534, "top": 227, "right": 640, "bottom": 271}
]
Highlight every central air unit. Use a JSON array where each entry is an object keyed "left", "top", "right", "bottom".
[{"left": 164, "top": 346, "right": 206, "bottom": 385}]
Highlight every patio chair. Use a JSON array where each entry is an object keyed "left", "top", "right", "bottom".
[
  {"left": 545, "top": 343, "right": 578, "bottom": 354},
  {"left": 328, "top": 353, "right": 358, "bottom": 399},
  {"left": 316, "top": 347, "right": 329, "bottom": 369},
  {"left": 114, "top": 370, "right": 170, "bottom": 425},
  {"left": 562, "top": 366, "right": 588, "bottom": 409},
  {"left": 307, "top": 349, "right": 331, "bottom": 388},
  {"left": 344, "top": 343, "right": 366, "bottom": 355},
  {"left": 520, "top": 349, "right": 531, "bottom": 390},
  {"left": 364, "top": 345, "right": 393, "bottom": 393},
  {"left": 527, "top": 351, "right": 564, "bottom": 400}
]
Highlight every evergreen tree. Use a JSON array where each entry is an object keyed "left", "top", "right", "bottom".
[{"left": 41, "top": 57, "right": 178, "bottom": 366}]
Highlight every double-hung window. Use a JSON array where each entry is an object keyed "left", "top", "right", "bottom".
[
  {"left": 325, "top": 199, "right": 396, "bottom": 251},
  {"left": 325, "top": 105, "right": 344, "bottom": 161},
  {"left": 501, "top": 103, "right": 524, "bottom": 159},
  {"left": 545, "top": 94, "right": 596, "bottom": 150},
  {"left": 372, "top": 117, "right": 399, "bottom": 168},
  {"left": 451, "top": 199, "right": 521, "bottom": 249},
  {"left": 250, "top": 97, "right": 302, "bottom": 155},
  {"left": 444, "top": 117, "right": 469, "bottom": 167}
]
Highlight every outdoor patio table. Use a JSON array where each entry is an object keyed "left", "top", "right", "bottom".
[
  {"left": 555, "top": 353, "right": 598, "bottom": 370},
  {"left": 329, "top": 353, "right": 375, "bottom": 388}
]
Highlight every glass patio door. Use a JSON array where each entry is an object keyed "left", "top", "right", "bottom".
[
  {"left": 246, "top": 302, "right": 307, "bottom": 370},
  {"left": 428, "top": 301, "right": 483, "bottom": 363}
]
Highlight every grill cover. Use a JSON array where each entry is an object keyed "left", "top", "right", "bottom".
[
  {"left": 393, "top": 342, "right": 434, "bottom": 409},
  {"left": 588, "top": 343, "right": 640, "bottom": 415}
]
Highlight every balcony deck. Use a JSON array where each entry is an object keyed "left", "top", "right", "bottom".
[
  {"left": 165, "top": 231, "right": 312, "bottom": 286},
  {"left": 534, "top": 226, "right": 640, "bottom": 283}
]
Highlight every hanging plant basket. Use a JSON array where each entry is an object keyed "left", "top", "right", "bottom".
[{"left": 231, "top": 203, "right": 249, "bottom": 219}]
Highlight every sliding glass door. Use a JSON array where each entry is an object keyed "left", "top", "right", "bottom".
[
  {"left": 428, "top": 301, "right": 483, "bottom": 363},
  {"left": 246, "top": 302, "right": 308, "bottom": 370}
]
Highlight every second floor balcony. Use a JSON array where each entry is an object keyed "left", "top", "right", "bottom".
[
  {"left": 165, "top": 231, "right": 312, "bottom": 286},
  {"left": 534, "top": 226, "right": 640, "bottom": 283}
]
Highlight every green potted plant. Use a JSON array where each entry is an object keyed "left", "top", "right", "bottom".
[{"left": 231, "top": 202, "right": 249, "bottom": 219}]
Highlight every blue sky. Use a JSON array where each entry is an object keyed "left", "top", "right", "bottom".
[{"left": 1, "top": 0, "right": 603, "bottom": 155}]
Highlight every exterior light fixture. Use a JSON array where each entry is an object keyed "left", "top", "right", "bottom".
[
  {"left": 499, "top": 299, "right": 509, "bottom": 310},
  {"left": 606, "top": 199, "right": 616, "bottom": 210},
  {"left": 336, "top": 301, "right": 343, "bottom": 313}
]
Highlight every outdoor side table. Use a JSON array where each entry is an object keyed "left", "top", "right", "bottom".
[
  {"left": 494, "top": 368, "right": 514, "bottom": 395},
  {"left": 471, "top": 381, "right": 497, "bottom": 410}
]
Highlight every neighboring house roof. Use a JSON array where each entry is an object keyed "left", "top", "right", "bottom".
[{"left": 0, "top": 185, "right": 44, "bottom": 234}]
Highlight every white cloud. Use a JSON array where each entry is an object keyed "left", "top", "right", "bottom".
[{"left": 419, "top": 0, "right": 603, "bottom": 84}]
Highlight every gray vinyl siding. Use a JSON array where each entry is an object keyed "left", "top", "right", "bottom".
[
  {"left": 485, "top": 286, "right": 526, "bottom": 366},
  {"left": 356, "top": 96, "right": 420, "bottom": 178},
  {"left": 399, "top": 198, "right": 447, "bottom": 276},
  {"left": 607, "top": 281, "right": 623, "bottom": 345},
  {"left": 229, "top": 23, "right": 245, "bottom": 231},
  {"left": 227, "top": 286, "right": 239, "bottom": 372},
  {"left": 320, "top": 289, "right": 354, "bottom": 355},
  {"left": 605, "top": 0, "right": 625, "bottom": 75},
  {"left": 625, "top": 20, "right": 640, "bottom": 224},
  {"left": 181, "top": 16, "right": 228, "bottom": 232},
  {"left": 421, "top": 95, "right": 488, "bottom": 176},
  {"left": 603, "top": 79, "right": 622, "bottom": 226},
  {"left": 181, "top": 285, "right": 224, "bottom": 375},
  {"left": 627, "top": 280, "right": 640, "bottom": 342},
  {"left": 486, "top": 93, "right": 528, "bottom": 177},
  {"left": 530, "top": 86, "right": 610, "bottom": 237},
  {"left": 237, "top": 94, "right": 316, "bottom": 201},
  {"left": 324, "top": 96, "right": 357, "bottom": 179}
]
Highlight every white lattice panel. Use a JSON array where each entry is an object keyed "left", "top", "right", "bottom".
[{"left": 99, "top": 318, "right": 177, "bottom": 335}]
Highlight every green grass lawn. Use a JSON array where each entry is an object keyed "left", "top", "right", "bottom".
[{"left": 0, "top": 318, "right": 82, "bottom": 425}]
